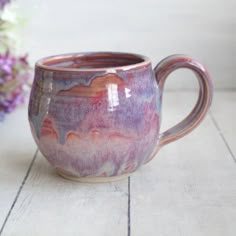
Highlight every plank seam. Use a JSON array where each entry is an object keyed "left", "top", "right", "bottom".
[
  {"left": 0, "top": 149, "right": 39, "bottom": 235},
  {"left": 209, "top": 111, "right": 236, "bottom": 164}
]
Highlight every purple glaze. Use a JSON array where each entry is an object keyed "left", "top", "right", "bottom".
[
  {"left": 28, "top": 52, "right": 213, "bottom": 179},
  {"left": 29, "top": 52, "right": 161, "bottom": 177}
]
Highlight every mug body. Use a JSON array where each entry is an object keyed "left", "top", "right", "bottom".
[{"left": 28, "top": 52, "right": 161, "bottom": 180}]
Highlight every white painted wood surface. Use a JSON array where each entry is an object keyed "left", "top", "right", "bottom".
[
  {"left": 0, "top": 104, "right": 37, "bottom": 228},
  {"left": 0, "top": 91, "right": 236, "bottom": 236},
  {"left": 1, "top": 152, "right": 128, "bottom": 236},
  {"left": 131, "top": 92, "right": 236, "bottom": 236},
  {"left": 210, "top": 92, "right": 236, "bottom": 158},
  {"left": 13, "top": 0, "right": 236, "bottom": 89}
]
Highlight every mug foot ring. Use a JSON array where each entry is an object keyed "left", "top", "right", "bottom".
[{"left": 56, "top": 170, "right": 130, "bottom": 183}]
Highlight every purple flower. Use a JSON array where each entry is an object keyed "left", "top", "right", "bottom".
[
  {"left": 0, "top": 0, "right": 10, "bottom": 10},
  {"left": 0, "top": 51, "right": 31, "bottom": 121},
  {"left": 2, "top": 64, "right": 12, "bottom": 74}
]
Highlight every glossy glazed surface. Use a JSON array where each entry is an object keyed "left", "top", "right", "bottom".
[
  {"left": 28, "top": 52, "right": 213, "bottom": 180},
  {"left": 28, "top": 52, "right": 161, "bottom": 178}
]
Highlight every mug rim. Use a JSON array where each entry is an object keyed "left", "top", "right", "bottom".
[{"left": 35, "top": 51, "right": 151, "bottom": 72}]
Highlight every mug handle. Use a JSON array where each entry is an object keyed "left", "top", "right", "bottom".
[{"left": 154, "top": 55, "right": 213, "bottom": 148}]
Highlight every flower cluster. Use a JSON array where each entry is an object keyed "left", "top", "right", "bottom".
[
  {"left": 0, "top": 52, "right": 30, "bottom": 120},
  {"left": 0, "top": 0, "right": 10, "bottom": 10},
  {"left": 0, "top": 0, "right": 31, "bottom": 121}
]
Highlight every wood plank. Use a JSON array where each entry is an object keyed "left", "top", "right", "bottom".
[
  {"left": 0, "top": 104, "right": 37, "bottom": 228},
  {"left": 1, "top": 151, "right": 128, "bottom": 236},
  {"left": 131, "top": 92, "right": 236, "bottom": 236},
  {"left": 210, "top": 91, "right": 236, "bottom": 158}
]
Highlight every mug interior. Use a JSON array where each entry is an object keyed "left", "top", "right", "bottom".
[{"left": 36, "top": 52, "right": 150, "bottom": 71}]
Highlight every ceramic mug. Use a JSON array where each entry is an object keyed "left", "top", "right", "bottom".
[{"left": 28, "top": 52, "right": 213, "bottom": 182}]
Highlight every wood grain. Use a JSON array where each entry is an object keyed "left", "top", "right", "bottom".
[
  {"left": 1, "top": 152, "right": 128, "bottom": 236},
  {"left": 0, "top": 104, "right": 37, "bottom": 228},
  {"left": 210, "top": 92, "right": 236, "bottom": 158},
  {"left": 1, "top": 92, "right": 235, "bottom": 236},
  {"left": 131, "top": 92, "right": 236, "bottom": 236}
]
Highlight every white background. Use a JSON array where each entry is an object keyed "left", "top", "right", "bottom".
[{"left": 15, "top": 0, "right": 236, "bottom": 89}]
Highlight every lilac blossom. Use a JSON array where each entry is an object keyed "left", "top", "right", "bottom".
[
  {"left": 0, "top": 0, "right": 31, "bottom": 120},
  {"left": 0, "top": 0, "right": 10, "bottom": 10},
  {"left": 0, "top": 51, "right": 31, "bottom": 120}
]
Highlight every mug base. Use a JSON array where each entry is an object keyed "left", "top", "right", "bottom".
[{"left": 56, "top": 170, "right": 130, "bottom": 183}]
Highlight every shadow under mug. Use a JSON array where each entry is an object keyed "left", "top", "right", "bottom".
[{"left": 28, "top": 52, "right": 213, "bottom": 182}]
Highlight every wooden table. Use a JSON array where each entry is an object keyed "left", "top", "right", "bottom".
[{"left": 0, "top": 91, "right": 235, "bottom": 236}]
